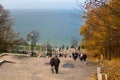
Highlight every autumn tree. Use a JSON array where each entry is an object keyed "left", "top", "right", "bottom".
[{"left": 80, "top": 0, "right": 120, "bottom": 60}]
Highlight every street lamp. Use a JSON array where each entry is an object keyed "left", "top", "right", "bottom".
[
  {"left": 30, "top": 33, "right": 34, "bottom": 56},
  {"left": 46, "top": 40, "right": 49, "bottom": 55}
]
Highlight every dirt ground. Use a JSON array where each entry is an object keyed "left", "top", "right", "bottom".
[{"left": 0, "top": 55, "right": 98, "bottom": 80}]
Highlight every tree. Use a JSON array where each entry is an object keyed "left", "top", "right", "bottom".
[
  {"left": 62, "top": 44, "right": 65, "bottom": 50},
  {"left": 13, "top": 38, "right": 28, "bottom": 52},
  {"left": 0, "top": 4, "right": 18, "bottom": 52},
  {"left": 26, "top": 30, "right": 39, "bottom": 56},
  {"left": 66, "top": 46, "right": 69, "bottom": 50},
  {"left": 80, "top": 0, "right": 120, "bottom": 60},
  {"left": 71, "top": 37, "right": 78, "bottom": 48},
  {"left": 46, "top": 43, "right": 53, "bottom": 57}
]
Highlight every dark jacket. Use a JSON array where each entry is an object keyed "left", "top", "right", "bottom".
[{"left": 54, "top": 57, "right": 60, "bottom": 66}]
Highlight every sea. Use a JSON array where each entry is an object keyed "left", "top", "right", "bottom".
[{"left": 10, "top": 9, "right": 84, "bottom": 47}]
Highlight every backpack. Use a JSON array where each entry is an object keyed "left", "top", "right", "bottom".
[
  {"left": 50, "top": 58, "right": 55, "bottom": 65},
  {"left": 54, "top": 58, "right": 60, "bottom": 65}
]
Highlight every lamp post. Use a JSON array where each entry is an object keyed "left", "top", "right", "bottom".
[
  {"left": 46, "top": 40, "right": 49, "bottom": 55},
  {"left": 30, "top": 33, "right": 34, "bottom": 56}
]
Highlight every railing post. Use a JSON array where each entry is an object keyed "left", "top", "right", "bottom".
[
  {"left": 102, "top": 73, "right": 108, "bottom": 80},
  {"left": 97, "top": 67, "right": 102, "bottom": 80},
  {"left": 97, "top": 67, "right": 107, "bottom": 80}
]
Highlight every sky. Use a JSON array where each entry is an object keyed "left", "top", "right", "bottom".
[{"left": 0, "top": 0, "right": 85, "bottom": 9}]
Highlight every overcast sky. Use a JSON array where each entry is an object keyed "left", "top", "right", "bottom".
[{"left": 0, "top": 0, "right": 85, "bottom": 9}]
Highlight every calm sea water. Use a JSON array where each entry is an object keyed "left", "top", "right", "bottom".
[{"left": 10, "top": 9, "right": 84, "bottom": 47}]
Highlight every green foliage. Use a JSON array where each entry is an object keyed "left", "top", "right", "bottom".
[
  {"left": 32, "top": 52, "right": 38, "bottom": 57},
  {"left": 46, "top": 52, "right": 52, "bottom": 57},
  {"left": 47, "top": 43, "right": 52, "bottom": 53}
]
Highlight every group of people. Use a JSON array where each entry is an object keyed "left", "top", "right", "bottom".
[
  {"left": 72, "top": 52, "right": 87, "bottom": 61},
  {"left": 59, "top": 53, "right": 67, "bottom": 58},
  {"left": 79, "top": 53, "right": 87, "bottom": 61},
  {"left": 49, "top": 47, "right": 87, "bottom": 74}
]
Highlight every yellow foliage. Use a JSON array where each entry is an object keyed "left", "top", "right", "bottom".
[
  {"left": 80, "top": 0, "right": 120, "bottom": 59},
  {"left": 101, "top": 60, "right": 120, "bottom": 80}
]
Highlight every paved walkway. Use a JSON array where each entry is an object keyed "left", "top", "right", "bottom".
[{"left": 0, "top": 55, "right": 98, "bottom": 80}]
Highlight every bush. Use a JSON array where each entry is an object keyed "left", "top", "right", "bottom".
[
  {"left": 46, "top": 53, "right": 52, "bottom": 57},
  {"left": 100, "top": 60, "right": 120, "bottom": 80},
  {"left": 32, "top": 52, "right": 38, "bottom": 57},
  {"left": 0, "top": 48, "right": 7, "bottom": 52}
]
